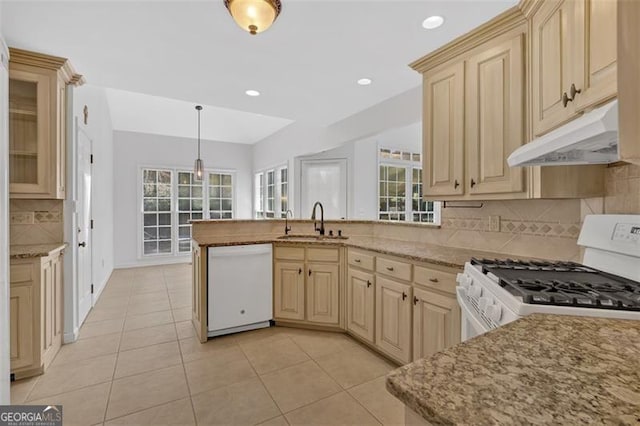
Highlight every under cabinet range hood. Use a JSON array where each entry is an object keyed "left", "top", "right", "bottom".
[{"left": 508, "top": 100, "right": 619, "bottom": 167}]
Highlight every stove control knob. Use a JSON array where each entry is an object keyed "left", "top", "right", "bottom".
[
  {"left": 468, "top": 283, "right": 482, "bottom": 299},
  {"left": 478, "top": 296, "right": 491, "bottom": 311},
  {"left": 485, "top": 304, "right": 502, "bottom": 323},
  {"left": 456, "top": 273, "right": 472, "bottom": 289}
]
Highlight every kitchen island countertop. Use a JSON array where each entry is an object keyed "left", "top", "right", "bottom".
[{"left": 386, "top": 314, "right": 640, "bottom": 425}]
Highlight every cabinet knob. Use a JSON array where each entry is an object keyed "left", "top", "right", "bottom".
[
  {"left": 570, "top": 83, "right": 582, "bottom": 99},
  {"left": 354, "top": 259, "right": 361, "bottom": 263},
  {"left": 413, "top": 296, "right": 419, "bottom": 305},
  {"left": 429, "top": 277, "right": 439, "bottom": 283},
  {"left": 454, "top": 180, "right": 460, "bottom": 189},
  {"left": 308, "top": 269, "right": 312, "bottom": 276},
  {"left": 78, "top": 242, "right": 86, "bottom": 248},
  {"left": 298, "top": 268, "right": 302, "bottom": 274},
  {"left": 386, "top": 266, "right": 394, "bottom": 272},
  {"left": 562, "top": 92, "right": 572, "bottom": 108},
  {"left": 367, "top": 280, "right": 372, "bottom": 288},
  {"left": 470, "top": 178, "right": 476, "bottom": 188},
  {"left": 402, "top": 292, "right": 407, "bottom": 301}
]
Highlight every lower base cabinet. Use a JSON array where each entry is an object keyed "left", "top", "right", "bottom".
[
  {"left": 307, "top": 263, "right": 339, "bottom": 324},
  {"left": 10, "top": 249, "right": 64, "bottom": 379},
  {"left": 412, "top": 287, "right": 461, "bottom": 360},
  {"left": 346, "top": 268, "right": 375, "bottom": 343},
  {"left": 375, "top": 277, "right": 413, "bottom": 364},
  {"left": 274, "top": 261, "right": 305, "bottom": 321}
]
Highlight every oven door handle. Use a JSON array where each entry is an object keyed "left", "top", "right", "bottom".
[{"left": 456, "top": 287, "right": 492, "bottom": 336}]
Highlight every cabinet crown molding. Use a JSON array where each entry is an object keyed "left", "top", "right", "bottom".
[
  {"left": 409, "top": 5, "right": 526, "bottom": 73},
  {"left": 8, "top": 47, "right": 85, "bottom": 86}
]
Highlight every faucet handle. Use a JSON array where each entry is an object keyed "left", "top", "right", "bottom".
[{"left": 338, "top": 230, "right": 342, "bottom": 237}]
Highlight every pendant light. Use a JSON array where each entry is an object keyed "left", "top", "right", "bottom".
[
  {"left": 224, "top": 0, "right": 282, "bottom": 35},
  {"left": 194, "top": 105, "right": 204, "bottom": 181}
]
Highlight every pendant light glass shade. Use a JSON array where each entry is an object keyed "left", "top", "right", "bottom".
[
  {"left": 194, "top": 105, "right": 204, "bottom": 181},
  {"left": 224, "top": 0, "right": 282, "bottom": 35}
]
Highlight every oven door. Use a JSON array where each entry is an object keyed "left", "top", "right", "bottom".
[{"left": 456, "top": 287, "right": 491, "bottom": 342}]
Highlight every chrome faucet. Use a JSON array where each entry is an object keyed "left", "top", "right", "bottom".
[
  {"left": 284, "top": 209, "right": 293, "bottom": 235},
  {"left": 311, "top": 202, "right": 325, "bottom": 236}
]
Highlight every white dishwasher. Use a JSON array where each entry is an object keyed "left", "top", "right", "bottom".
[{"left": 208, "top": 244, "right": 273, "bottom": 337}]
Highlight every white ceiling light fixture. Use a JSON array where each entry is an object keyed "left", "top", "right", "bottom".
[
  {"left": 224, "top": 0, "right": 282, "bottom": 35},
  {"left": 357, "top": 78, "right": 372, "bottom": 86},
  {"left": 245, "top": 89, "right": 261, "bottom": 97},
  {"left": 422, "top": 15, "right": 444, "bottom": 29}
]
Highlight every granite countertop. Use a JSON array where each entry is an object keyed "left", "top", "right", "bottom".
[
  {"left": 386, "top": 314, "right": 640, "bottom": 425},
  {"left": 10, "top": 243, "right": 67, "bottom": 259},
  {"left": 198, "top": 236, "right": 534, "bottom": 269}
]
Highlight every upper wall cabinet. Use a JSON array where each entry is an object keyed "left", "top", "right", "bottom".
[
  {"left": 9, "top": 48, "right": 84, "bottom": 199},
  {"left": 411, "top": 2, "right": 607, "bottom": 201},
  {"left": 531, "top": 0, "right": 617, "bottom": 137}
]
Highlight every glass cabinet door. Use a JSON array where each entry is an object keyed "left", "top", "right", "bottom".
[{"left": 8, "top": 69, "right": 50, "bottom": 194}]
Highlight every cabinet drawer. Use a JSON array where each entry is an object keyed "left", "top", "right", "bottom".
[
  {"left": 10, "top": 262, "right": 36, "bottom": 284},
  {"left": 414, "top": 266, "right": 457, "bottom": 295},
  {"left": 376, "top": 257, "right": 412, "bottom": 282},
  {"left": 348, "top": 249, "right": 374, "bottom": 271},
  {"left": 307, "top": 247, "right": 339, "bottom": 262},
  {"left": 274, "top": 246, "right": 305, "bottom": 261}
]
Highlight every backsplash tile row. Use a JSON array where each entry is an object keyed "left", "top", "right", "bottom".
[
  {"left": 10, "top": 200, "right": 64, "bottom": 245},
  {"left": 604, "top": 163, "right": 640, "bottom": 214}
]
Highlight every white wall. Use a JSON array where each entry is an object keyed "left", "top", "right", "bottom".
[
  {"left": 113, "top": 131, "right": 253, "bottom": 268},
  {"left": 0, "top": 18, "right": 11, "bottom": 403}
]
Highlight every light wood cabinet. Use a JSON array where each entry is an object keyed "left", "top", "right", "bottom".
[
  {"left": 412, "top": 287, "right": 460, "bottom": 360},
  {"left": 422, "top": 62, "right": 465, "bottom": 197},
  {"left": 307, "top": 263, "right": 339, "bottom": 324},
  {"left": 273, "top": 245, "right": 341, "bottom": 326},
  {"left": 346, "top": 268, "right": 375, "bottom": 343},
  {"left": 375, "top": 276, "right": 412, "bottom": 364},
  {"left": 466, "top": 33, "right": 525, "bottom": 195},
  {"left": 8, "top": 48, "right": 83, "bottom": 199},
  {"left": 531, "top": 0, "right": 617, "bottom": 137},
  {"left": 191, "top": 243, "right": 207, "bottom": 343},
  {"left": 10, "top": 248, "right": 64, "bottom": 379},
  {"left": 274, "top": 261, "right": 305, "bottom": 321}
]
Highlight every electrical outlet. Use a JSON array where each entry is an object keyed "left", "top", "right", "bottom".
[{"left": 489, "top": 215, "right": 501, "bottom": 232}]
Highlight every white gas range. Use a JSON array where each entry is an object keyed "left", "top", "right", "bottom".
[{"left": 455, "top": 214, "right": 640, "bottom": 342}]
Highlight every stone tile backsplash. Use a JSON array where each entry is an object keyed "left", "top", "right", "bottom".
[
  {"left": 604, "top": 163, "right": 640, "bottom": 214},
  {"left": 10, "top": 199, "right": 64, "bottom": 245}
]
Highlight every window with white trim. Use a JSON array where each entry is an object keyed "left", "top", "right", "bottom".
[
  {"left": 378, "top": 148, "right": 439, "bottom": 224},
  {"left": 254, "top": 165, "right": 289, "bottom": 219},
  {"left": 141, "top": 167, "right": 235, "bottom": 257}
]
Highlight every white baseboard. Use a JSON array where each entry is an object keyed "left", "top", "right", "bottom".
[
  {"left": 63, "top": 328, "right": 79, "bottom": 344},
  {"left": 115, "top": 256, "right": 191, "bottom": 269}
]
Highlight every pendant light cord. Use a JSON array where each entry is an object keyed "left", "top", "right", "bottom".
[{"left": 197, "top": 107, "right": 201, "bottom": 159}]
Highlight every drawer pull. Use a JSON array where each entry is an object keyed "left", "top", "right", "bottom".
[
  {"left": 570, "top": 83, "right": 582, "bottom": 99},
  {"left": 298, "top": 268, "right": 302, "bottom": 275},
  {"left": 386, "top": 266, "right": 394, "bottom": 272},
  {"left": 354, "top": 259, "right": 361, "bottom": 263},
  {"left": 429, "top": 278, "right": 439, "bottom": 283},
  {"left": 402, "top": 292, "right": 407, "bottom": 301},
  {"left": 367, "top": 280, "right": 372, "bottom": 288},
  {"left": 413, "top": 296, "right": 419, "bottom": 305},
  {"left": 308, "top": 269, "right": 312, "bottom": 276}
]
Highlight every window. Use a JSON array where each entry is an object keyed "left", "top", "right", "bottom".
[
  {"left": 254, "top": 165, "right": 289, "bottom": 219},
  {"left": 378, "top": 148, "right": 439, "bottom": 224},
  {"left": 209, "top": 173, "right": 234, "bottom": 219},
  {"left": 141, "top": 167, "right": 235, "bottom": 257},
  {"left": 280, "top": 168, "right": 288, "bottom": 218},
  {"left": 143, "top": 169, "right": 173, "bottom": 255}
]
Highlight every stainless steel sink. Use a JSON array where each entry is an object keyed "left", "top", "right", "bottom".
[{"left": 277, "top": 234, "right": 348, "bottom": 241}]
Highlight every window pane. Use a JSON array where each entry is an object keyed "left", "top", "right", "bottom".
[
  {"left": 178, "top": 172, "right": 191, "bottom": 185},
  {"left": 158, "top": 226, "right": 171, "bottom": 239},
  {"left": 144, "top": 241, "right": 158, "bottom": 255},
  {"left": 144, "top": 199, "right": 157, "bottom": 212},
  {"left": 179, "top": 199, "right": 190, "bottom": 211},
  {"left": 158, "top": 241, "right": 172, "bottom": 253},
  {"left": 158, "top": 213, "right": 171, "bottom": 225},
  {"left": 143, "top": 170, "right": 156, "bottom": 183},
  {"left": 143, "top": 227, "right": 157, "bottom": 241},
  {"left": 222, "top": 174, "right": 232, "bottom": 185},
  {"left": 144, "top": 214, "right": 157, "bottom": 226},
  {"left": 192, "top": 212, "right": 203, "bottom": 220},
  {"left": 158, "top": 199, "right": 171, "bottom": 211},
  {"left": 158, "top": 171, "right": 171, "bottom": 183},
  {"left": 210, "top": 173, "right": 234, "bottom": 220},
  {"left": 192, "top": 185, "right": 202, "bottom": 198},
  {"left": 178, "top": 185, "right": 190, "bottom": 197},
  {"left": 178, "top": 240, "right": 192, "bottom": 253},
  {"left": 144, "top": 184, "right": 157, "bottom": 197},
  {"left": 179, "top": 226, "right": 191, "bottom": 239},
  {"left": 179, "top": 213, "right": 190, "bottom": 225}
]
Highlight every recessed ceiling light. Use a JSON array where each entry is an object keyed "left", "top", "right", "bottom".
[
  {"left": 245, "top": 90, "right": 261, "bottom": 97},
  {"left": 357, "top": 78, "right": 372, "bottom": 86},
  {"left": 422, "top": 15, "right": 444, "bottom": 29}
]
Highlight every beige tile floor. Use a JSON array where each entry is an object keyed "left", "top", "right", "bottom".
[{"left": 10, "top": 264, "right": 405, "bottom": 426}]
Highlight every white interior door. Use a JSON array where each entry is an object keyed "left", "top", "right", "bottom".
[
  {"left": 300, "top": 159, "right": 347, "bottom": 220},
  {"left": 76, "top": 120, "right": 93, "bottom": 324}
]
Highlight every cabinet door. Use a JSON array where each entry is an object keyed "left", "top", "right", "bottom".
[
  {"left": 192, "top": 244, "right": 207, "bottom": 343},
  {"left": 466, "top": 33, "right": 525, "bottom": 195},
  {"left": 307, "top": 263, "right": 339, "bottom": 325},
  {"left": 375, "top": 277, "right": 412, "bottom": 363},
  {"left": 274, "top": 261, "right": 305, "bottom": 321},
  {"left": 572, "top": 0, "right": 617, "bottom": 111},
  {"left": 347, "top": 268, "right": 375, "bottom": 343},
  {"left": 422, "top": 62, "right": 465, "bottom": 196},
  {"left": 412, "top": 288, "right": 461, "bottom": 360},
  {"left": 10, "top": 286, "right": 34, "bottom": 370},
  {"left": 41, "top": 259, "right": 54, "bottom": 357},
  {"left": 8, "top": 68, "right": 52, "bottom": 196},
  {"left": 531, "top": 0, "right": 576, "bottom": 136}
]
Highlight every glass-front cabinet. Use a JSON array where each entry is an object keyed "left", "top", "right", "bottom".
[{"left": 8, "top": 48, "right": 83, "bottom": 199}]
